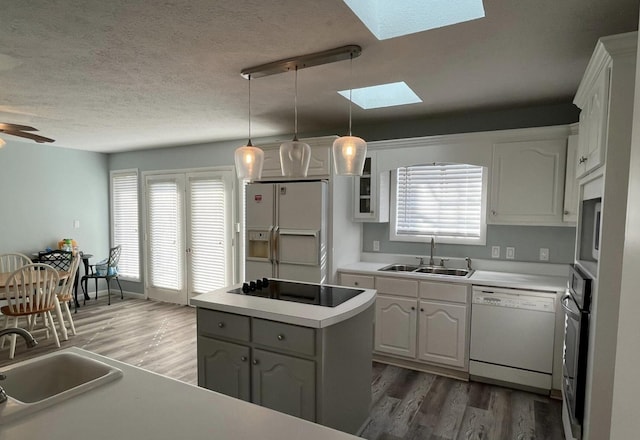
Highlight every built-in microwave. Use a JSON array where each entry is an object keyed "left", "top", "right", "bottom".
[{"left": 592, "top": 202, "right": 601, "bottom": 260}]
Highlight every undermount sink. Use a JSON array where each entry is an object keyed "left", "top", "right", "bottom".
[
  {"left": 378, "top": 263, "right": 472, "bottom": 277},
  {"left": 378, "top": 264, "right": 420, "bottom": 272},
  {"left": 0, "top": 351, "right": 123, "bottom": 424}
]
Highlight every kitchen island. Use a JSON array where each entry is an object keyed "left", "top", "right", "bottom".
[
  {"left": 0, "top": 347, "right": 362, "bottom": 440},
  {"left": 191, "top": 279, "right": 376, "bottom": 435}
]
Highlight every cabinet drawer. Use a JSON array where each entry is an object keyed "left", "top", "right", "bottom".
[
  {"left": 252, "top": 319, "right": 316, "bottom": 356},
  {"left": 340, "top": 273, "right": 375, "bottom": 289},
  {"left": 419, "top": 281, "right": 468, "bottom": 304},
  {"left": 197, "top": 308, "right": 250, "bottom": 342},
  {"left": 375, "top": 276, "right": 418, "bottom": 298}
]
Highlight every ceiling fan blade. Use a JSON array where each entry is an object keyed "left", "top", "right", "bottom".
[
  {"left": 0, "top": 122, "right": 38, "bottom": 131},
  {"left": 0, "top": 129, "right": 55, "bottom": 143}
]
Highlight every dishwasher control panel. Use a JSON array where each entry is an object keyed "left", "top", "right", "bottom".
[{"left": 472, "top": 287, "right": 556, "bottom": 312}]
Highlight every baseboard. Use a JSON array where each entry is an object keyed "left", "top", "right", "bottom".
[{"left": 373, "top": 353, "right": 469, "bottom": 381}]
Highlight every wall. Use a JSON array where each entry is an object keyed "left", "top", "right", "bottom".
[
  {"left": 609, "top": 25, "right": 640, "bottom": 440},
  {"left": 0, "top": 139, "right": 109, "bottom": 280}
]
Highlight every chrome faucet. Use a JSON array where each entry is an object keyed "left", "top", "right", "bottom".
[
  {"left": 429, "top": 237, "right": 435, "bottom": 266},
  {"left": 0, "top": 328, "right": 38, "bottom": 404}
]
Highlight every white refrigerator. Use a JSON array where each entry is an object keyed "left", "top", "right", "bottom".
[{"left": 245, "top": 181, "right": 328, "bottom": 283}]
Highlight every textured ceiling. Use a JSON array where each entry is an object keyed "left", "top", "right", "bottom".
[{"left": 1, "top": 0, "right": 638, "bottom": 152}]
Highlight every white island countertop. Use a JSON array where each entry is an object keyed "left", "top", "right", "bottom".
[
  {"left": 338, "top": 262, "right": 567, "bottom": 292},
  {"left": 0, "top": 348, "right": 361, "bottom": 440},
  {"left": 191, "top": 280, "right": 376, "bottom": 328}
]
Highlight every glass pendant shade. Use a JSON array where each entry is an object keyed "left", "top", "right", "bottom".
[
  {"left": 234, "top": 143, "right": 264, "bottom": 180},
  {"left": 279, "top": 139, "right": 311, "bottom": 177},
  {"left": 0, "top": 138, "right": 5, "bottom": 148},
  {"left": 332, "top": 135, "right": 367, "bottom": 175}
]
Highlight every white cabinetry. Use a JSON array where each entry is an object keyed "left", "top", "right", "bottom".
[
  {"left": 259, "top": 137, "right": 334, "bottom": 179},
  {"left": 563, "top": 134, "right": 579, "bottom": 223},
  {"left": 353, "top": 152, "right": 390, "bottom": 222},
  {"left": 341, "top": 272, "right": 470, "bottom": 372},
  {"left": 489, "top": 138, "right": 567, "bottom": 226}
]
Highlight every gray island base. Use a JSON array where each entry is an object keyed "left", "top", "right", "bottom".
[{"left": 192, "top": 281, "right": 376, "bottom": 435}]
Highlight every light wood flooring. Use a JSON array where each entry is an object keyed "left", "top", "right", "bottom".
[{"left": 0, "top": 297, "right": 564, "bottom": 440}]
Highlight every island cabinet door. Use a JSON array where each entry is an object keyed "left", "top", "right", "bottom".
[
  {"left": 197, "top": 337, "right": 250, "bottom": 401},
  {"left": 251, "top": 349, "right": 316, "bottom": 422},
  {"left": 374, "top": 295, "right": 417, "bottom": 358}
]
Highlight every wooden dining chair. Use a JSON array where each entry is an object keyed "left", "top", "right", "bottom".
[
  {"left": 55, "top": 254, "right": 80, "bottom": 337},
  {"left": 1, "top": 263, "right": 61, "bottom": 359},
  {"left": 0, "top": 253, "right": 33, "bottom": 272}
]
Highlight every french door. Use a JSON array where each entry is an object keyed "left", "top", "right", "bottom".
[{"left": 145, "top": 170, "right": 234, "bottom": 305}]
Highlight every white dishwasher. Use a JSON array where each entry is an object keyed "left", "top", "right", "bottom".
[{"left": 469, "top": 285, "right": 556, "bottom": 392}]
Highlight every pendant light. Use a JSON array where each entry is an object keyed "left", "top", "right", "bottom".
[
  {"left": 280, "top": 66, "right": 311, "bottom": 177},
  {"left": 234, "top": 75, "right": 264, "bottom": 180},
  {"left": 332, "top": 53, "right": 367, "bottom": 176}
]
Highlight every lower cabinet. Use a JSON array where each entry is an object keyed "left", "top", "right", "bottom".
[
  {"left": 252, "top": 349, "right": 315, "bottom": 421},
  {"left": 196, "top": 306, "right": 373, "bottom": 435},
  {"left": 367, "top": 274, "right": 470, "bottom": 371}
]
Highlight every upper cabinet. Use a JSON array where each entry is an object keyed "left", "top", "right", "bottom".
[
  {"left": 259, "top": 137, "right": 334, "bottom": 179},
  {"left": 563, "top": 134, "right": 579, "bottom": 223},
  {"left": 574, "top": 32, "right": 637, "bottom": 180},
  {"left": 489, "top": 138, "right": 567, "bottom": 226},
  {"left": 353, "top": 151, "right": 390, "bottom": 222}
]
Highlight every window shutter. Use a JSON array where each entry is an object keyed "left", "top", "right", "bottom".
[
  {"left": 148, "top": 179, "right": 183, "bottom": 290},
  {"left": 189, "top": 178, "right": 226, "bottom": 294},
  {"left": 111, "top": 171, "right": 140, "bottom": 280},
  {"left": 396, "top": 164, "right": 483, "bottom": 239}
]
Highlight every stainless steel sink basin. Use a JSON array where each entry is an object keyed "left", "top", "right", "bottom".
[
  {"left": 378, "top": 263, "right": 472, "bottom": 277},
  {"left": 414, "top": 267, "right": 471, "bottom": 277},
  {"left": 379, "top": 264, "right": 420, "bottom": 272},
  {"left": 0, "top": 351, "right": 123, "bottom": 424}
]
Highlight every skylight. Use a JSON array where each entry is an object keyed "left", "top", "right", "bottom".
[
  {"left": 338, "top": 82, "right": 422, "bottom": 110},
  {"left": 343, "top": 0, "right": 485, "bottom": 40}
]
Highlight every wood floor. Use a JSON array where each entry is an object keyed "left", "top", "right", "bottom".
[{"left": 0, "top": 297, "right": 564, "bottom": 440}]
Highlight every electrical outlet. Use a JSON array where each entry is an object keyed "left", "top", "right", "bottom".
[
  {"left": 373, "top": 240, "right": 380, "bottom": 252},
  {"left": 506, "top": 247, "right": 515, "bottom": 260},
  {"left": 539, "top": 248, "right": 550, "bottom": 261},
  {"left": 491, "top": 246, "right": 500, "bottom": 258}
]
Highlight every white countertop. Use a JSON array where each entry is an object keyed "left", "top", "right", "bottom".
[
  {"left": 338, "top": 262, "right": 567, "bottom": 292},
  {"left": 190, "top": 280, "right": 376, "bottom": 328},
  {"left": 0, "top": 348, "right": 361, "bottom": 440}
]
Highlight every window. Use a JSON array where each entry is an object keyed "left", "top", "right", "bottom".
[
  {"left": 111, "top": 170, "right": 140, "bottom": 280},
  {"left": 391, "top": 163, "right": 487, "bottom": 245}
]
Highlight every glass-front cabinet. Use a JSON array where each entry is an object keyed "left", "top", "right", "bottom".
[{"left": 353, "top": 152, "right": 390, "bottom": 223}]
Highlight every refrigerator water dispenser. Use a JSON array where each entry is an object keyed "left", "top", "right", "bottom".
[{"left": 247, "top": 230, "right": 271, "bottom": 260}]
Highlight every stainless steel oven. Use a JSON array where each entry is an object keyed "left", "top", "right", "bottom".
[{"left": 562, "top": 264, "right": 592, "bottom": 440}]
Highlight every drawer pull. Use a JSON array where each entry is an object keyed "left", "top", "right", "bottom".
[
  {"left": 354, "top": 281, "right": 359, "bottom": 286},
  {"left": 218, "top": 322, "right": 225, "bottom": 328},
  {"left": 277, "top": 334, "right": 285, "bottom": 341},
  {"left": 240, "top": 356, "right": 247, "bottom": 362}
]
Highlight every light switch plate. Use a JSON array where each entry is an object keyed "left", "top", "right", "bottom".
[
  {"left": 73, "top": 220, "right": 80, "bottom": 229},
  {"left": 491, "top": 246, "right": 500, "bottom": 258},
  {"left": 373, "top": 240, "right": 380, "bottom": 252},
  {"left": 539, "top": 248, "right": 549, "bottom": 261},
  {"left": 506, "top": 247, "right": 515, "bottom": 260}
]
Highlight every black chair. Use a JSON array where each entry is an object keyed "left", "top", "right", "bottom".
[
  {"left": 81, "top": 245, "right": 123, "bottom": 306},
  {"left": 37, "top": 250, "right": 73, "bottom": 271}
]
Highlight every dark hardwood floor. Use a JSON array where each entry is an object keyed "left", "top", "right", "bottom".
[{"left": 0, "top": 297, "right": 564, "bottom": 439}]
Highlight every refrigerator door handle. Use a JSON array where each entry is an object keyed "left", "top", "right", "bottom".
[
  {"left": 277, "top": 229, "right": 321, "bottom": 266},
  {"left": 272, "top": 226, "right": 279, "bottom": 264}
]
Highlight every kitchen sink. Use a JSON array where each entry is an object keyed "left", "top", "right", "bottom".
[
  {"left": 414, "top": 267, "right": 471, "bottom": 277},
  {"left": 379, "top": 264, "right": 420, "bottom": 272},
  {"left": 378, "top": 263, "right": 472, "bottom": 277},
  {"left": 0, "top": 351, "right": 123, "bottom": 424}
]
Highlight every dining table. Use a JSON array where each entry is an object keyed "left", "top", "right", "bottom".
[{"left": 0, "top": 269, "right": 71, "bottom": 342}]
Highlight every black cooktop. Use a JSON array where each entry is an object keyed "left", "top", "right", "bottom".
[{"left": 227, "top": 278, "right": 364, "bottom": 307}]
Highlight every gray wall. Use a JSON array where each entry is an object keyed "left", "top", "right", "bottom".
[
  {"left": 0, "top": 139, "right": 110, "bottom": 276},
  {"left": 363, "top": 223, "right": 576, "bottom": 264}
]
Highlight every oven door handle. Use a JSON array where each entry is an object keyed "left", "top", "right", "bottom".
[{"left": 561, "top": 293, "right": 581, "bottom": 320}]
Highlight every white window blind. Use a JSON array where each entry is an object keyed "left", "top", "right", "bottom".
[
  {"left": 111, "top": 171, "right": 140, "bottom": 280},
  {"left": 395, "top": 163, "right": 483, "bottom": 240},
  {"left": 148, "top": 179, "right": 183, "bottom": 290},
  {"left": 189, "top": 178, "right": 226, "bottom": 294}
]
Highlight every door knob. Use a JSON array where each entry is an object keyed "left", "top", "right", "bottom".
[
  {"left": 240, "top": 356, "right": 247, "bottom": 362},
  {"left": 277, "top": 334, "right": 285, "bottom": 341},
  {"left": 252, "top": 359, "right": 259, "bottom": 365}
]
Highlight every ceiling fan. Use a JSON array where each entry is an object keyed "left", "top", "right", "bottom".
[{"left": 0, "top": 122, "right": 55, "bottom": 144}]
